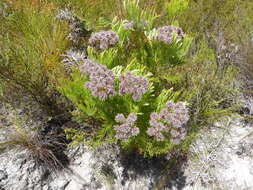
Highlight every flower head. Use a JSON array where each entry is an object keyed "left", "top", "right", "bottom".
[
  {"left": 56, "top": 9, "right": 75, "bottom": 22},
  {"left": 79, "top": 59, "right": 116, "bottom": 100},
  {"left": 88, "top": 31, "right": 119, "bottom": 51},
  {"left": 147, "top": 101, "right": 189, "bottom": 144},
  {"left": 115, "top": 114, "right": 126, "bottom": 123},
  {"left": 155, "top": 26, "right": 185, "bottom": 45},
  {"left": 119, "top": 72, "right": 149, "bottom": 102},
  {"left": 114, "top": 113, "right": 139, "bottom": 141}
]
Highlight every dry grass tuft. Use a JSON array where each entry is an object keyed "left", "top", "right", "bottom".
[{"left": 0, "top": 127, "right": 67, "bottom": 172}]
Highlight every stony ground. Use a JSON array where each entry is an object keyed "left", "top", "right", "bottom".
[{"left": 183, "top": 117, "right": 253, "bottom": 190}]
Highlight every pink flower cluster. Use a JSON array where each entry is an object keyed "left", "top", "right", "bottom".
[
  {"left": 114, "top": 113, "right": 140, "bottom": 141},
  {"left": 147, "top": 101, "right": 189, "bottom": 144},
  {"left": 119, "top": 72, "right": 149, "bottom": 102},
  {"left": 79, "top": 60, "right": 149, "bottom": 101},
  {"left": 88, "top": 31, "right": 119, "bottom": 51},
  {"left": 155, "top": 26, "right": 185, "bottom": 45},
  {"left": 79, "top": 59, "right": 116, "bottom": 100}
]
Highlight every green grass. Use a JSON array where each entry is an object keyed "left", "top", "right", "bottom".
[
  {"left": 178, "top": 0, "right": 253, "bottom": 43},
  {"left": 0, "top": 1, "right": 69, "bottom": 115}
]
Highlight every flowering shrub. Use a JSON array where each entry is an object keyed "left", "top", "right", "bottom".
[
  {"left": 0, "top": 0, "right": 239, "bottom": 167},
  {"left": 59, "top": 0, "right": 194, "bottom": 157}
]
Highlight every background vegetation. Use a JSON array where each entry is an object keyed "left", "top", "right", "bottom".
[{"left": 0, "top": 0, "right": 252, "bottom": 163}]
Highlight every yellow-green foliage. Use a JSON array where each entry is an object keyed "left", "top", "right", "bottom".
[
  {"left": 58, "top": 1, "right": 195, "bottom": 157},
  {"left": 178, "top": 0, "right": 253, "bottom": 42},
  {"left": 165, "top": 41, "right": 238, "bottom": 122},
  {"left": 61, "top": 40, "right": 238, "bottom": 157},
  {"left": 64, "top": 128, "right": 86, "bottom": 146},
  {"left": 167, "top": 0, "right": 189, "bottom": 21},
  {"left": 176, "top": 0, "right": 253, "bottom": 95},
  {"left": 0, "top": 1, "right": 69, "bottom": 114}
]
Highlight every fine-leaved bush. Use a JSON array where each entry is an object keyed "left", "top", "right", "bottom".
[{"left": 0, "top": 2, "right": 70, "bottom": 116}]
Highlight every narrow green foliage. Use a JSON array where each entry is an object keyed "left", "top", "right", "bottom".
[
  {"left": 0, "top": 2, "right": 69, "bottom": 115},
  {"left": 178, "top": 0, "right": 253, "bottom": 42},
  {"left": 165, "top": 40, "right": 238, "bottom": 124},
  {"left": 167, "top": 0, "right": 189, "bottom": 22}
]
